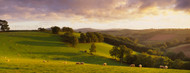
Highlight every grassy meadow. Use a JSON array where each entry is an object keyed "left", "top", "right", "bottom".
[{"left": 0, "top": 32, "right": 189, "bottom": 73}]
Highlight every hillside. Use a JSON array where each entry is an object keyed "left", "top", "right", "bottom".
[
  {"left": 97, "top": 29, "right": 190, "bottom": 45},
  {"left": 168, "top": 44, "right": 190, "bottom": 58},
  {"left": 0, "top": 32, "right": 189, "bottom": 72}
]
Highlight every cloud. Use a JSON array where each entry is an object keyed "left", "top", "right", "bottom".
[
  {"left": 0, "top": 0, "right": 189, "bottom": 22},
  {"left": 175, "top": 0, "right": 190, "bottom": 12}
]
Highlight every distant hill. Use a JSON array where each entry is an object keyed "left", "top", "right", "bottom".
[
  {"left": 75, "top": 28, "right": 190, "bottom": 45},
  {"left": 75, "top": 28, "right": 102, "bottom": 33}
]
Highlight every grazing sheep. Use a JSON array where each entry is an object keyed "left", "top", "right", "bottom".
[
  {"left": 43, "top": 60, "right": 48, "bottom": 63},
  {"left": 130, "top": 64, "right": 135, "bottom": 67},
  {"left": 6, "top": 59, "right": 10, "bottom": 62},
  {"left": 160, "top": 65, "right": 164, "bottom": 68},
  {"left": 64, "top": 61, "right": 67, "bottom": 64},
  {"left": 103, "top": 63, "right": 107, "bottom": 66},
  {"left": 84, "top": 50, "right": 87, "bottom": 53},
  {"left": 164, "top": 66, "right": 168, "bottom": 69},
  {"left": 76, "top": 62, "right": 80, "bottom": 64},
  {"left": 80, "top": 62, "right": 84, "bottom": 65},
  {"left": 139, "top": 64, "right": 142, "bottom": 68}
]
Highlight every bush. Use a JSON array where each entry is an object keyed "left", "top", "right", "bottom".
[{"left": 51, "top": 26, "right": 60, "bottom": 34}]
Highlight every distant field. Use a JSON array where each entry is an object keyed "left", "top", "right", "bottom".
[
  {"left": 98, "top": 29, "right": 190, "bottom": 45},
  {"left": 147, "top": 34, "right": 176, "bottom": 41},
  {"left": 168, "top": 44, "right": 190, "bottom": 58},
  {"left": 0, "top": 32, "right": 189, "bottom": 72}
]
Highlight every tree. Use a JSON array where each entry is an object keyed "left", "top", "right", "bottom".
[
  {"left": 38, "top": 27, "right": 46, "bottom": 32},
  {"left": 94, "top": 32, "right": 104, "bottom": 42},
  {"left": 172, "top": 59, "right": 184, "bottom": 69},
  {"left": 124, "top": 47, "right": 133, "bottom": 63},
  {"left": 147, "top": 48, "right": 163, "bottom": 56},
  {"left": 166, "top": 52, "right": 177, "bottom": 60},
  {"left": 86, "top": 32, "right": 98, "bottom": 43},
  {"left": 51, "top": 26, "right": 60, "bottom": 34},
  {"left": 61, "top": 32, "right": 78, "bottom": 47},
  {"left": 79, "top": 33, "right": 87, "bottom": 43},
  {"left": 0, "top": 20, "right": 10, "bottom": 31},
  {"left": 176, "top": 52, "right": 185, "bottom": 60},
  {"left": 109, "top": 46, "right": 119, "bottom": 59},
  {"left": 71, "top": 36, "right": 79, "bottom": 47},
  {"left": 118, "top": 45, "right": 127, "bottom": 63},
  {"left": 62, "top": 27, "right": 74, "bottom": 33},
  {"left": 89, "top": 43, "right": 96, "bottom": 54}
]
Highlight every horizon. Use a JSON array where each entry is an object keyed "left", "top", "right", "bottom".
[{"left": 1, "top": 0, "right": 190, "bottom": 30}]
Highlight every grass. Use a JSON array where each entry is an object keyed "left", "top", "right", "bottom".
[{"left": 0, "top": 31, "right": 189, "bottom": 73}]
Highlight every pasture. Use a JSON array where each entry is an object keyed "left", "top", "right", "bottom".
[{"left": 0, "top": 32, "right": 189, "bottom": 73}]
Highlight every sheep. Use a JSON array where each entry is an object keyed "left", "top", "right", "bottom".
[
  {"left": 139, "top": 64, "right": 142, "bottom": 68},
  {"left": 164, "top": 66, "right": 168, "bottom": 69},
  {"left": 84, "top": 50, "right": 87, "bottom": 53},
  {"left": 43, "top": 60, "right": 48, "bottom": 63},
  {"left": 80, "top": 62, "right": 84, "bottom": 65},
  {"left": 130, "top": 64, "right": 135, "bottom": 67},
  {"left": 160, "top": 65, "right": 164, "bottom": 68},
  {"left": 76, "top": 62, "right": 80, "bottom": 64},
  {"left": 6, "top": 59, "right": 10, "bottom": 62},
  {"left": 63, "top": 61, "right": 67, "bottom": 64},
  {"left": 103, "top": 63, "right": 107, "bottom": 66}
]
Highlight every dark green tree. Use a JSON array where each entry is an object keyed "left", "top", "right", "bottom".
[
  {"left": 71, "top": 36, "right": 79, "bottom": 47},
  {"left": 172, "top": 59, "right": 184, "bottom": 69},
  {"left": 94, "top": 32, "right": 104, "bottom": 42},
  {"left": 38, "top": 27, "right": 46, "bottom": 32},
  {"left": 118, "top": 45, "right": 127, "bottom": 63},
  {"left": 176, "top": 52, "right": 185, "bottom": 60},
  {"left": 51, "top": 26, "right": 60, "bottom": 34},
  {"left": 79, "top": 33, "right": 87, "bottom": 43},
  {"left": 61, "top": 32, "right": 78, "bottom": 47},
  {"left": 86, "top": 32, "right": 98, "bottom": 43},
  {"left": 0, "top": 20, "right": 10, "bottom": 31},
  {"left": 109, "top": 46, "right": 119, "bottom": 59},
  {"left": 89, "top": 43, "right": 96, "bottom": 54},
  {"left": 62, "top": 27, "right": 74, "bottom": 33},
  {"left": 124, "top": 47, "right": 133, "bottom": 63}
]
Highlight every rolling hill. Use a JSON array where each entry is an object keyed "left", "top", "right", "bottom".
[
  {"left": 168, "top": 44, "right": 190, "bottom": 58},
  {"left": 0, "top": 32, "right": 189, "bottom": 72}
]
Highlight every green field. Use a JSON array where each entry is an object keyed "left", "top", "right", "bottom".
[{"left": 0, "top": 32, "right": 189, "bottom": 73}]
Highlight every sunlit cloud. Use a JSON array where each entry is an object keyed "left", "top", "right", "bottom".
[{"left": 0, "top": 0, "right": 190, "bottom": 30}]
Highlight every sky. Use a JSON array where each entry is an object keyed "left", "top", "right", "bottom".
[{"left": 0, "top": 0, "right": 190, "bottom": 30}]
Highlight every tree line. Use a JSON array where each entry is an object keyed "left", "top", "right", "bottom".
[
  {"left": 109, "top": 45, "right": 189, "bottom": 69},
  {"left": 45, "top": 26, "right": 104, "bottom": 47},
  {"left": 103, "top": 34, "right": 151, "bottom": 52}
]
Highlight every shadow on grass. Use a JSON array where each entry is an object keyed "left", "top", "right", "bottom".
[
  {"left": 10, "top": 35, "right": 60, "bottom": 42},
  {"left": 28, "top": 51, "right": 126, "bottom": 66},
  {"left": 27, "top": 52, "right": 81, "bottom": 56},
  {"left": 0, "top": 67, "right": 20, "bottom": 70},
  {"left": 16, "top": 41, "right": 66, "bottom": 47}
]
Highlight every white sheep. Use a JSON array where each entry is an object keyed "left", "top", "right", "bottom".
[
  {"left": 164, "top": 66, "right": 168, "bottom": 69},
  {"left": 139, "top": 64, "right": 142, "bottom": 68},
  {"left": 103, "top": 63, "right": 107, "bottom": 66},
  {"left": 130, "top": 64, "right": 135, "bottom": 67}
]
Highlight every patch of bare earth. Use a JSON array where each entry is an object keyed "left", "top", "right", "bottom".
[{"left": 148, "top": 34, "right": 176, "bottom": 41}]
